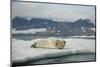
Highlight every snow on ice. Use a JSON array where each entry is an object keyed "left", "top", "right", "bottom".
[{"left": 12, "top": 37, "right": 95, "bottom": 63}]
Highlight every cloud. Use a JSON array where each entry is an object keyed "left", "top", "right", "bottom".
[{"left": 12, "top": 1, "right": 95, "bottom": 23}]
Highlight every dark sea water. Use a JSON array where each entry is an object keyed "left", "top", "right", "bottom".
[
  {"left": 12, "top": 35, "right": 95, "bottom": 41},
  {"left": 12, "top": 35, "right": 96, "bottom": 66},
  {"left": 13, "top": 53, "right": 96, "bottom": 66},
  {"left": 27, "top": 53, "right": 96, "bottom": 65}
]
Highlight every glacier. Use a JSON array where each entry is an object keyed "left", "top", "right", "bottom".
[{"left": 12, "top": 28, "right": 47, "bottom": 34}]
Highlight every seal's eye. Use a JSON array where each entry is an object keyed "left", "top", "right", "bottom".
[{"left": 63, "top": 41, "right": 66, "bottom": 44}]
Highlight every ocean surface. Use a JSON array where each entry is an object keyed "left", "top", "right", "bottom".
[
  {"left": 12, "top": 35, "right": 95, "bottom": 41},
  {"left": 29, "top": 53, "right": 96, "bottom": 65}
]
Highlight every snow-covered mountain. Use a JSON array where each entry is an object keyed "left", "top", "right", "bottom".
[{"left": 12, "top": 16, "right": 95, "bottom": 36}]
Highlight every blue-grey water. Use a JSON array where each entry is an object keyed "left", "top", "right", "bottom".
[
  {"left": 12, "top": 35, "right": 96, "bottom": 66},
  {"left": 26, "top": 53, "right": 95, "bottom": 65},
  {"left": 12, "top": 35, "right": 95, "bottom": 41}
]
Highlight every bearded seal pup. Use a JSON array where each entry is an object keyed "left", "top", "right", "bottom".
[{"left": 31, "top": 39, "right": 66, "bottom": 49}]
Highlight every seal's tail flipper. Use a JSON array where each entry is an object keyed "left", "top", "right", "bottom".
[{"left": 31, "top": 42, "right": 37, "bottom": 48}]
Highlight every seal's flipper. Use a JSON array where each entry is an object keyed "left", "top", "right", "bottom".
[{"left": 31, "top": 42, "right": 37, "bottom": 48}]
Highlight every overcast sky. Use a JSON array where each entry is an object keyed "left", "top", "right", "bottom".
[{"left": 12, "top": 1, "right": 95, "bottom": 23}]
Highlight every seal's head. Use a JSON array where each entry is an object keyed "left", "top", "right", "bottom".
[{"left": 56, "top": 40, "right": 66, "bottom": 49}]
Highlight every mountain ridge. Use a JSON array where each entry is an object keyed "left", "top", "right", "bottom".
[{"left": 12, "top": 16, "right": 95, "bottom": 36}]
